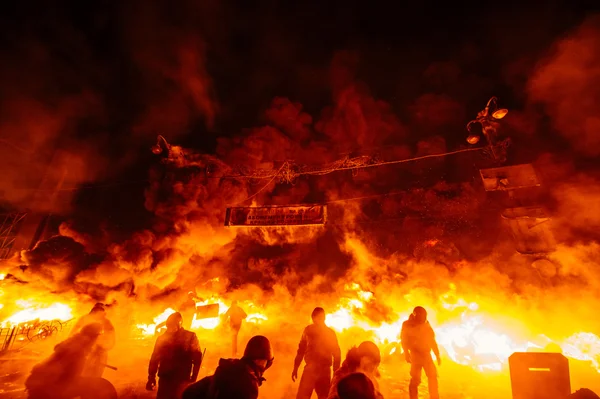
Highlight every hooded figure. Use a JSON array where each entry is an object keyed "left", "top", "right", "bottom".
[
  {"left": 182, "top": 335, "right": 274, "bottom": 399},
  {"left": 147, "top": 312, "right": 202, "bottom": 399},
  {"left": 293, "top": 307, "right": 341, "bottom": 399},
  {"left": 70, "top": 303, "right": 116, "bottom": 378},
  {"left": 400, "top": 306, "right": 441, "bottom": 399},
  {"left": 25, "top": 323, "right": 117, "bottom": 399},
  {"left": 328, "top": 341, "right": 383, "bottom": 399}
]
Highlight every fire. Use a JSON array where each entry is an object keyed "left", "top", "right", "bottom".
[
  {"left": 1, "top": 302, "right": 73, "bottom": 328},
  {"left": 136, "top": 308, "right": 177, "bottom": 335},
  {"left": 322, "top": 282, "right": 600, "bottom": 374},
  {"left": 562, "top": 332, "right": 600, "bottom": 371},
  {"left": 138, "top": 298, "right": 269, "bottom": 336},
  {"left": 132, "top": 283, "right": 600, "bottom": 376}
]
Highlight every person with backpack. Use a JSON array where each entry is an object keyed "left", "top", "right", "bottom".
[{"left": 182, "top": 335, "right": 274, "bottom": 399}]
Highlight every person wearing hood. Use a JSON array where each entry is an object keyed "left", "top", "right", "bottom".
[
  {"left": 25, "top": 323, "right": 117, "bottom": 399},
  {"left": 70, "top": 303, "right": 116, "bottom": 378},
  {"left": 182, "top": 335, "right": 274, "bottom": 399},
  {"left": 400, "top": 306, "right": 441, "bottom": 399},
  {"left": 146, "top": 312, "right": 202, "bottom": 399},
  {"left": 328, "top": 341, "right": 383, "bottom": 399},
  {"left": 292, "top": 307, "right": 341, "bottom": 399}
]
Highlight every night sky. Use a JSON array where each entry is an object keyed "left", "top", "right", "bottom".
[{"left": 1, "top": 0, "right": 599, "bottom": 235}]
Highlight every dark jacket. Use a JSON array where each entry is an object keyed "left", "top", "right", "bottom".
[
  {"left": 400, "top": 317, "right": 440, "bottom": 359},
  {"left": 149, "top": 328, "right": 202, "bottom": 381},
  {"left": 294, "top": 324, "right": 341, "bottom": 370},
  {"left": 182, "top": 358, "right": 264, "bottom": 399}
]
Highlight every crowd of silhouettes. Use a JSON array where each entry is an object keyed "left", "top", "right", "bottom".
[{"left": 22, "top": 302, "right": 599, "bottom": 399}]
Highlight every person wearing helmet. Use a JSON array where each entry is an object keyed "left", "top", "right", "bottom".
[
  {"left": 146, "top": 312, "right": 202, "bottom": 399},
  {"left": 292, "top": 307, "right": 341, "bottom": 399},
  {"left": 224, "top": 300, "right": 247, "bottom": 357},
  {"left": 327, "top": 341, "right": 383, "bottom": 399},
  {"left": 69, "top": 303, "right": 116, "bottom": 378},
  {"left": 182, "top": 335, "right": 274, "bottom": 399},
  {"left": 400, "top": 306, "right": 441, "bottom": 399},
  {"left": 25, "top": 323, "right": 117, "bottom": 399}
]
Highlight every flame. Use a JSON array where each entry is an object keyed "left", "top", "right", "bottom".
[
  {"left": 322, "top": 282, "right": 600, "bottom": 374},
  {"left": 136, "top": 308, "right": 177, "bottom": 335},
  {"left": 132, "top": 283, "right": 600, "bottom": 375},
  {"left": 1, "top": 302, "right": 73, "bottom": 328},
  {"left": 138, "top": 298, "right": 269, "bottom": 336}
]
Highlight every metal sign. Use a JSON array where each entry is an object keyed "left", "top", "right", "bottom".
[
  {"left": 225, "top": 205, "right": 327, "bottom": 227},
  {"left": 194, "top": 304, "right": 220, "bottom": 319},
  {"left": 479, "top": 164, "right": 540, "bottom": 191},
  {"left": 502, "top": 207, "right": 556, "bottom": 255},
  {"left": 509, "top": 352, "right": 570, "bottom": 399}
]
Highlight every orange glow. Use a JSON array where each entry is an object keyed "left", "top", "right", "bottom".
[{"left": 1, "top": 302, "right": 73, "bottom": 327}]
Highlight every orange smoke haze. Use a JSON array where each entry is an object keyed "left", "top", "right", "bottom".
[{"left": 1, "top": 9, "right": 600, "bottom": 399}]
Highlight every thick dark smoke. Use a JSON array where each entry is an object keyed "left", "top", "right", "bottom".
[
  {"left": 0, "top": 5, "right": 600, "bottom": 322},
  {"left": 529, "top": 16, "right": 600, "bottom": 156}
]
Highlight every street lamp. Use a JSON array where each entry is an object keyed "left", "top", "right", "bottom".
[
  {"left": 151, "top": 135, "right": 170, "bottom": 155},
  {"left": 466, "top": 97, "right": 509, "bottom": 162}
]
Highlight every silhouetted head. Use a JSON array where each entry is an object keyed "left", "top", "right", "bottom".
[
  {"left": 571, "top": 389, "right": 600, "bottom": 399},
  {"left": 357, "top": 341, "right": 381, "bottom": 375},
  {"left": 412, "top": 306, "right": 427, "bottom": 324},
  {"left": 243, "top": 335, "right": 274, "bottom": 372},
  {"left": 344, "top": 341, "right": 381, "bottom": 376},
  {"left": 166, "top": 312, "right": 183, "bottom": 333},
  {"left": 311, "top": 307, "right": 326, "bottom": 325},
  {"left": 90, "top": 303, "right": 105, "bottom": 314},
  {"left": 337, "top": 373, "right": 376, "bottom": 399},
  {"left": 543, "top": 343, "right": 563, "bottom": 353}
]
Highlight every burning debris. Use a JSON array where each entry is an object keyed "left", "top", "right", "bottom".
[{"left": 1, "top": 4, "right": 600, "bottom": 399}]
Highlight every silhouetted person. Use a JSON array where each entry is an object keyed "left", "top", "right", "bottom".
[
  {"left": 70, "top": 303, "right": 115, "bottom": 378},
  {"left": 571, "top": 389, "right": 600, "bottom": 399},
  {"left": 181, "top": 292, "right": 200, "bottom": 330},
  {"left": 26, "top": 323, "right": 117, "bottom": 399},
  {"left": 225, "top": 300, "right": 247, "bottom": 357},
  {"left": 293, "top": 307, "right": 341, "bottom": 399},
  {"left": 337, "top": 373, "right": 378, "bottom": 399},
  {"left": 147, "top": 312, "right": 202, "bottom": 399},
  {"left": 182, "top": 335, "right": 274, "bottom": 399},
  {"left": 401, "top": 306, "right": 441, "bottom": 399},
  {"left": 328, "top": 341, "right": 383, "bottom": 399}
]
